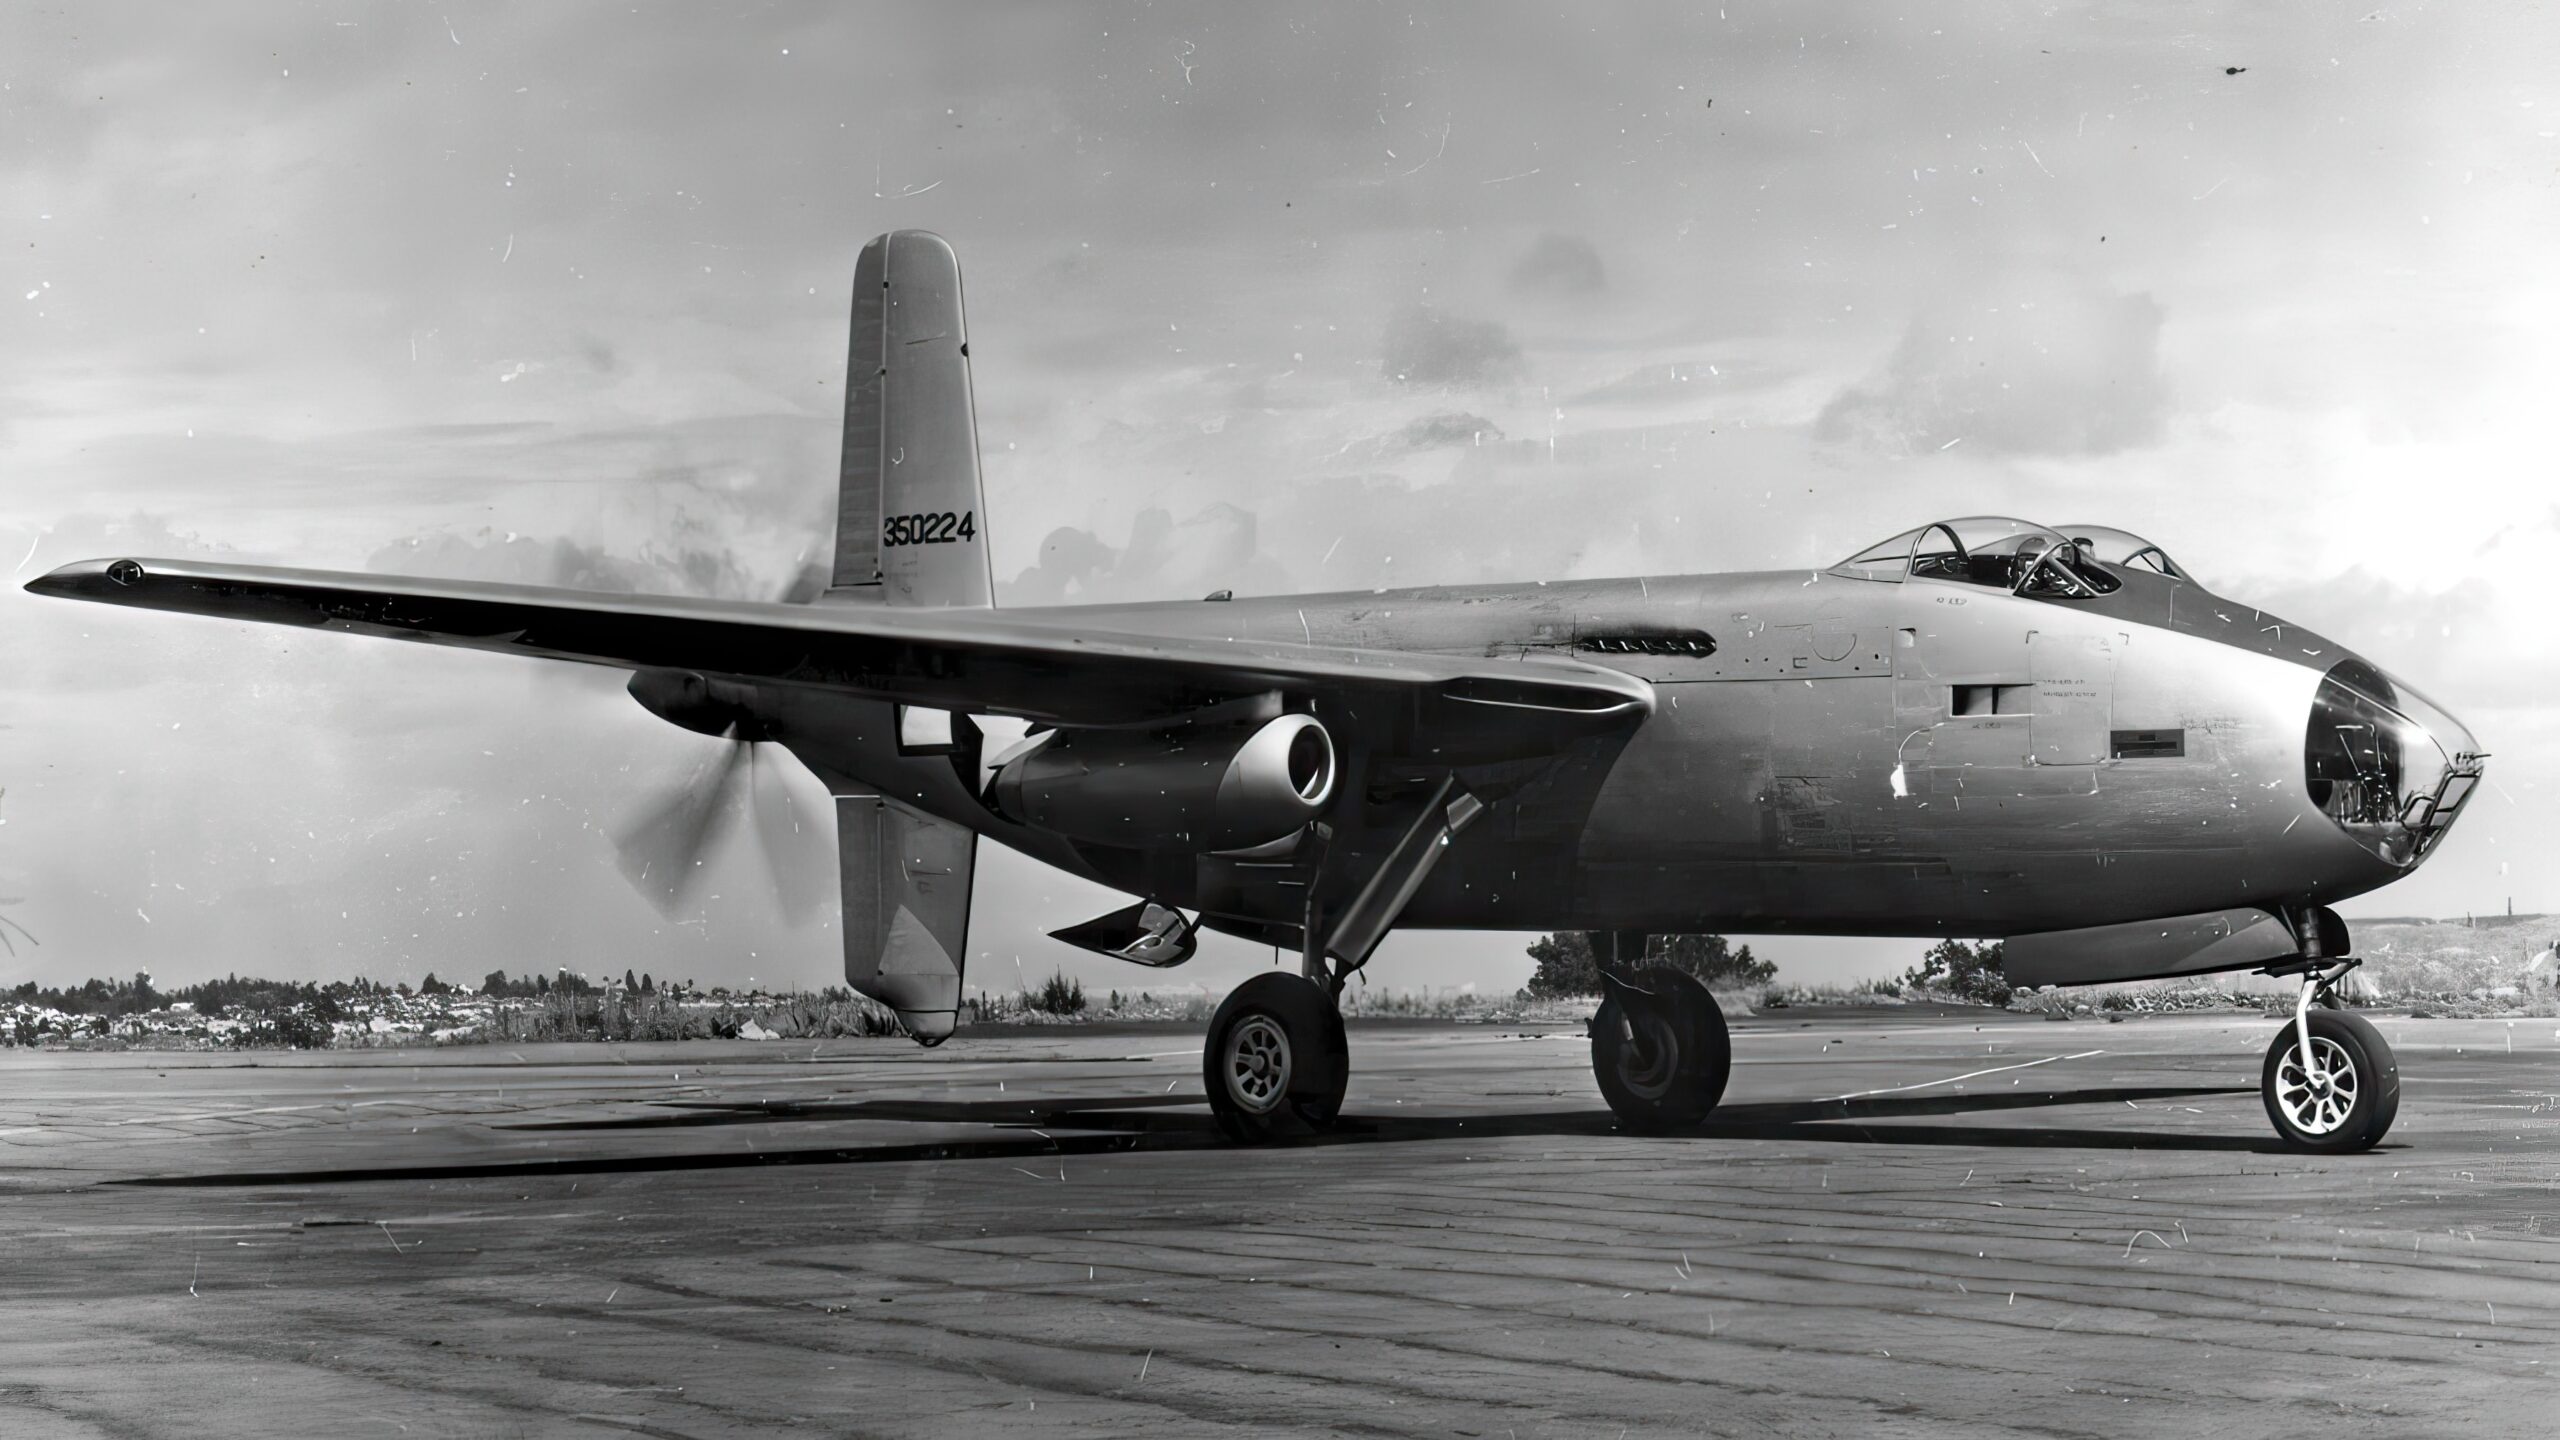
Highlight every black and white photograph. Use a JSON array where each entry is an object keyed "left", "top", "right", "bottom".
[{"left": 2, "top": 4, "right": 2553, "bottom": 1435}]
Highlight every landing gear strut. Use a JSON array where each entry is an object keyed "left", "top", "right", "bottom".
[
  {"left": 1203, "top": 778, "right": 1484, "bottom": 1144},
  {"left": 1589, "top": 935, "right": 1731, "bottom": 1131},
  {"left": 2260, "top": 957, "right": 2398, "bottom": 1152}
]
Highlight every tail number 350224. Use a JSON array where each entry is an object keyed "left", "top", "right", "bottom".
[{"left": 883, "top": 511, "right": 977, "bottom": 547}]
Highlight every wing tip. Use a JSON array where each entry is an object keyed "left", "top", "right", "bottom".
[{"left": 23, "top": 557, "right": 144, "bottom": 599}]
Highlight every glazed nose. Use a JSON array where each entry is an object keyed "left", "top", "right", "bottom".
[{"left": 2302, "top": 660, "right": 2484, "bottom": 868}]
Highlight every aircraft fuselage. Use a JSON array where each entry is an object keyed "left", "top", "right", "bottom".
[{"left": 770, "top": 560, "right": 2418, "bottom": 941}]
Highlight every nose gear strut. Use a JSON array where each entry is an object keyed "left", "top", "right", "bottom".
[{"left": 2257, "top": 911, "right": 2398, "bottom": 1152}]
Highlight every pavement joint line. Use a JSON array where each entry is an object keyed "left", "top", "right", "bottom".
[
  {"left": 105, "top": 1099, "right": 417, "bottom": 1127},
  {"left": 21, "top": 1211, "right": 607, "bottom": 1239},
  {"left": 1822, "top": 1050, "right": 2106, "bottom": 1102},
  {"left": 725, "top": 1058, "right": 1176, "bottom": 1086}
]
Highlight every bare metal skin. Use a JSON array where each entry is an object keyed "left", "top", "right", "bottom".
[{"left": 740, "top": 560, "right": 2446, "bottom": 942}]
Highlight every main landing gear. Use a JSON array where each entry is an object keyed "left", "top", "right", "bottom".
[
  {"left": 1202, "top": 776, "right": 1485, "bottom": 1144},
  {"left": 1203, "top": 972, "right": 1349, "bottom": 1142},
  {"left": 1588, "top": 939, "right": 1732, "bottom": 1132},
  {"left": 2260, "top": 956, "right": 2399, "bottom": 1152}
]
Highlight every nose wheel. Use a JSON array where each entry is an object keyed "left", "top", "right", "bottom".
[
  {"left": 2261, "top": 962, "right": 2398, "bottom": 1152},
  {"left": 1590, "top": 966, "right": 1731, "bottom": 1131},
  {"left": 1203, "top": 972, "right": 1349, "bottom": 1143}
]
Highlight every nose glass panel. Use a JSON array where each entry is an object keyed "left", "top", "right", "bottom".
[{"left": 2303, "top": 660, "right": 2485, "bottom": 867}]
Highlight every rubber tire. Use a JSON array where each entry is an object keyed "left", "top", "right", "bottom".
[
  {"left": 1591, "top": 966, "right": 1731, "bottom": 1132},
  {"left": 2261, "top": 1009, "right": 2399, "bottom": 1153},
  {"left": 1203, "top": 972, "right": 1349, "bottom": 1143}
]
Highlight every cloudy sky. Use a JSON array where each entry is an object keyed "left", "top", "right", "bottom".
[{"left": 3, "top": 3, "right": 2552, "bottom": 996}]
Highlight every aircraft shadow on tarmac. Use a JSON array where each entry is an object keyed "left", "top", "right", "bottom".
[{"left": 116, "top": 1083, "right": 2287, "bottom": 1189}]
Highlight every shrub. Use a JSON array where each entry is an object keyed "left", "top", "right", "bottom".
[
  {"left": 1903, "top": 939, "right": 2012, "bottom": 1008},
  {"left": 751, "top": 990, "right": 902, "bottom": 1038},
  {"left": 1522, "top": 932, "right": 1774, "bottom": 998},
  {"left": 237, "top": 1005, "right": 333, "bottom": 1049},
  {"left": 1031, "top": 971, "right": 1087, "bottom": 1016}
]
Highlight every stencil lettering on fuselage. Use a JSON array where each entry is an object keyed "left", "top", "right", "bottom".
[
  {"left": 1767, "top": 775, "right": 1860, "bottom": 854},
  {"left": 2028, "top": 630, "right": 2115, "bottom": 766}
]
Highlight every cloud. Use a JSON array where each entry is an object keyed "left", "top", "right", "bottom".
[
  {"left": 1570, "top": 359, "right": 1786, "bottom": 407},
  {"left": 1816, "top": 288, "right": 2172, "bottom": 456},
  {"left": 2233, "top": 563, "right": 2532, "bottom": 708},
  {"left": 364, "top": 528, "right": 763, "bottom": 601},
  {"left": 1391, "top": 412, "right": 1503, "bottom": 448},
  {"left": 1380, "top": 309, "right": 1526, "bottom": 389},
  {"left": 1313, "top": 412, "right": 1507, "bottom": 470},
  {"left": 1001, "top": 503, "right": 1288, "bottom": 605},
  {"left": 1003, "top": 525, "right": 1120, "bottom": 606},
  {"left": 1510, "top": 233, "right": 1606, "bottom": 296}
]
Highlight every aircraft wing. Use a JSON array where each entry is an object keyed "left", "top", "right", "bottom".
[{"left": 27, "top": 558, "right": 1650, "bottom": 751}]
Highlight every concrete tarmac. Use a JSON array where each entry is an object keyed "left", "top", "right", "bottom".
[{"left": 3, "top": 1008, "right": 2556, "bottom": 1438}]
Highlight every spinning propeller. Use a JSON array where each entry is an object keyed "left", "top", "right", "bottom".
[
  {"left": 612, "top": 725, "right": 832, "bottom": 925},
  {"left": 610, "top": 555, "right": 835, "bottom": 924}
]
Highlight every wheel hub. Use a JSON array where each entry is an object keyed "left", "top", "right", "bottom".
[
  {"left": 1224, "top": 1014, "right": 1292, "bottom": 1115},
  {"left": 2274, "top": 1035, "right": 2358, "bottom": 1135},
  {"left": 1611, "top": 1007, "right": 1681, "bottom": 1101}
]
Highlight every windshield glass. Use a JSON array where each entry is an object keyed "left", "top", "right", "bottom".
[
  {"left": 2054, "top": 523, "right": 2188, "bottom": 580},
  {"left": 1832, "top": 526, "right": 1926, "bottom": 581}
]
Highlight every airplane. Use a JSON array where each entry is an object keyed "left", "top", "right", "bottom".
[{"left": 28, "top": 230, "right": 2487, "bottom": 1154}]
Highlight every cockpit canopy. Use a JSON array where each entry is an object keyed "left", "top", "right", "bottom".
[
  {"left": 1831, "top": 515, "right": 2190, "bottom": 596},
  {"left": 2051, "top": 523, "right": 2189, "bottom": 580}
]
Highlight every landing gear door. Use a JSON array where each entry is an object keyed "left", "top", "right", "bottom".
[{"left": 2028, "top": 631, "right": 2114, "bottom": 766}]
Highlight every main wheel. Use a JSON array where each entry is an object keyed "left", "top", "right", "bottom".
[
  {"left": 1591, "top": 966, "right": 1731, "bottom": 1132},
  {"left": 2261, "top": 1009, "right": 2399, "bottom": 1152},
  {"left": 1203, "top": 972, "right": 1349, "bottom": 1143}
]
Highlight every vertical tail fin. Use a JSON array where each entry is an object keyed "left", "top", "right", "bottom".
[
  {"left": 827, "top": 231, "right": 986, "bottom": 1041},
  {"left": 829, "top": 230, "right": 993, "bottom": 609}
]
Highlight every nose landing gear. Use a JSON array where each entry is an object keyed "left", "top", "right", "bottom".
[{"left": 2260, "top": 956, "right": 2399, "bottom": 1152}]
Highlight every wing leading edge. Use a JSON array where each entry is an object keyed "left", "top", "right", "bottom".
[{"left": 28, "top": 558, "right": 1650, "bottom": 750}]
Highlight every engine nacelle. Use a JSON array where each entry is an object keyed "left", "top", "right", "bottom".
[
  {"left": 627, "top": 669, "right": 763, "bottom": 739},
  {"left": 989, "top": 713, "right": 1336, "bottom": 851}
]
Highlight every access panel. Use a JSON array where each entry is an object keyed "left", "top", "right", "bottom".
[{"left": 2027, "top": 630, "right": 2115, "bottom": 766}]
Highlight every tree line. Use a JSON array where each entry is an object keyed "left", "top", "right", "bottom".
[
  {"left": 1522, "top": 933, "right": 2010, "bottom": 1006},
  {"left": 4, "top": 968, "right": 694, "bottom": 1018}
]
